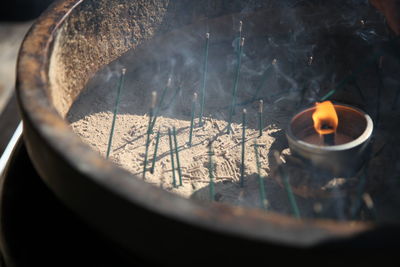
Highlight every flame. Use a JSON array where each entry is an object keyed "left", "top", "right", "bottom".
[{"left": 312, "top": 101, "right": 338, "bottom": 135}]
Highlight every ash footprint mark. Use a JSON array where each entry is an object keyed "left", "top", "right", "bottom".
[
  {"left": 215, "top": 158, "right": 237, "bottom": 181},
  {"left": 186, "top": 161, "right": 206, "bottom": 180}
]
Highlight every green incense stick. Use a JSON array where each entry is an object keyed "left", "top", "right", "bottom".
[
  {"left": 254, "top": 141, "right": 267, "bottom": 210},
  {"left": 173, "top": 127, "right": 183, "bottom": 186},
  {"left": 208, "top": 141, "right": 215, "bottom": 201},
  {"left": 240, "top": 109, "right": 247, "bottom": 188},
  {"left": 199, "top": 33, "right": 210, "bottom": 126},
  {"left": 150, "top": 83, "right": 170, "bottom": 133},
  {"left": 258, "top": 100, "right": 263, "bottom": 137},
  {"left": 168, "top": 128, "right": 177, "bottom": 188},
  {"left": 282, "top": 172, "right": 301, "bottom": 219},
  {"left": 274, "top": 151, "right": 300, "bottom": 219},
  {"left": 189, "top": 92, "right": 198, "bottom": 146},
  {"left": 143, "top": 91, "right": 157, "bottom": 179},
  {"left": 106, "top": 68, "right": 126, "bottom": 159},
  {"left": 320, "top": 54, "right": 377, "bottom": 101},
  {"left": 227, "top": 37, "right": 245, "bottom": 134},
  {"left": 237, "top": 21, "right": 243, "bottom": 51},
  {"left": 150, "top": 130, "right": 161, "bottom": 174}
]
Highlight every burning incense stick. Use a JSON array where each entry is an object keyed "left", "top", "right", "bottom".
[
  {"left": 273, "top": 151, "right": 301, "bottom": 219},
  {"left": 143, "top": 91, "right": 158, "bottom": 179},
  {"left": 150, "top": 91, "right": 157, "bottom": 119},
  {"left": 254, "top": 141, "right": 267, "bottom": 210},
  {"left": 188, "top": 92, "right": 198, "bottom": 146},
  {"left": 258, "top": 100, "right": 263, "bottom": 137},
  {"left": 199, "top": 33, "right": 210, "bottom": 126},
  {"left": 227, "top": 37, "right": 245, "bottom": 134},
  {"left": 238, "top": 21, "right": 243, "bottom": 51},
  {"left": 308, "top": 55, "right": 314, "bottom": 66},
  {"left": 168, "top": 128, "right": 177, "bottom": 188},
  {"left": 173, "top": 127, "right": 183, "bottom": 186},
  {"left": 106, "top": 68, "right": 126, "bottom": 159},
  {"left": 208, "top": 141, "right": 215, "bottom": 201},
  {"left": 150, "top": 130, "right": 161, "bottom": 174},
  {"left": 150, "top": 82, "right": 170, "bottom": 133},
  {"left": 240, "top": 109, "right": 247, "bottom": 188}
]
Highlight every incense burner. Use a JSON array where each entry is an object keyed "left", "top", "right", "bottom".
[
  {"left": 286, "top": 104, "right": 374, "bottom": 176},
  {"left": 15, "top": 0, "right": 399, "bottom": 263}
]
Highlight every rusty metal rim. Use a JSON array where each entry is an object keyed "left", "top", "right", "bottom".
[{"left": 16, "top": 0, "right": 373, "bottom": 248}]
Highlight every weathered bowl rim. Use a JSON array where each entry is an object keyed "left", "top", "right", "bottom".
[
  {"left": 287, "top": 103, "right": 374, "bottom": 152},
  {"left": 15, "top": 0, "right": 373, "bottom": 251}
]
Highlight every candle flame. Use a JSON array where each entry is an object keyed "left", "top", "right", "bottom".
[{"left": 312, "top": 101, "right": 338, "bottom": 135}]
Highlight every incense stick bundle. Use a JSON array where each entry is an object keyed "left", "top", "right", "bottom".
[{"left": 106, "top": 68, "right": 126, "bottom": 159}]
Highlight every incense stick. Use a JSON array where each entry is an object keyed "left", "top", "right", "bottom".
[
  {"left": 319, "top": 54, "right": 377, "bottom": 101},
  {"left": 237, "top": 21, "right": 243, "bottom": 51},
  {"left": 199, "top": 33, "right": 210, "bottom": 126},
  {"left": 227, "top": 37, "right": 245, "bottom": 134},
  {"left": 240, "top": 109, "right": 247, "bottom": 188},
  {"left": 258, "top": 100, "right": 263, "bottom": 137},
  {"left": 150, "top": 83, "right": 170, "bottom": 133},
  {"left": 173, "top": 127, "right": 183, "bottom": 186},
  {"left": 150, "top": 130, "right": 161, "bottom": 174},
  {"left": 273, "top": 151, "right": 301, "bottom": 219},
  {"left": 143, "top": 91, "right": 157, "bottom": 179},
  {"left": 106, "top": 68, "right": 126, "bottom": 159},
  {"left": 168, "top": 128, "right": 177, "bottom": 188},
  {"left": 208, "top": 141, "right": 215, "bottom": 201},
  {"left": 254, "top": 141, "right": 267, "bottom": 209},
  {"left": 188, "top": 92, "right": 198, "bottom": 146}
]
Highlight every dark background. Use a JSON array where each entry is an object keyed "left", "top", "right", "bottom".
[{"left": 0, "top": 0, "right": 55, "bottom": 21}]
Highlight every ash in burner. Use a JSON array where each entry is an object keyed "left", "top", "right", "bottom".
[{"left": 67, "top": 2, "right": 400, "bottom": 223}]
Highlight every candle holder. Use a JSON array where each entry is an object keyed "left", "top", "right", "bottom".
[{"left": 286, "top": 103, "right": 373, "bottom": 176}]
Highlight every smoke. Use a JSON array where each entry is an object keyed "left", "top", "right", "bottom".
[{"left": 68, "top": 0, "right": 399, "bottom": 221}]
